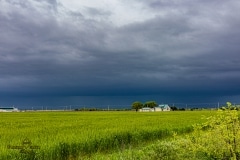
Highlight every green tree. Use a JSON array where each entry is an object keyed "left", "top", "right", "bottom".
[
  {"left": 144, "top": 101, "right": 158, "bottom": 108},
  {"left": 170, "top": 106, "right": 178, "bottom": 111},
  {"left": 132, "top": 101, "right": 143, "bottom": 112}
]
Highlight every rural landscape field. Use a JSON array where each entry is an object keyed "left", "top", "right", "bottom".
[
  {"left": 0, "top": 110, "right": 218, "bottom": 160},
  {"left": 1, "top": 0, "right": 240, "bottom": 159}
]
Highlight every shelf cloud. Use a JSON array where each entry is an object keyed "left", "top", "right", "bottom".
[{"left": 1, "top": 0, "right": 240, "bottom": 106}]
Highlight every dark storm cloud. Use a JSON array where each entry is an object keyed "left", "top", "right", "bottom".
[{"left": 0, "top": 0, "right": 240, "bottom": 99}]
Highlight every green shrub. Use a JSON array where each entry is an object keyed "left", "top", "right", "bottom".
[{"left": 168, "top": 102, "right": 240, "bottom": 160}]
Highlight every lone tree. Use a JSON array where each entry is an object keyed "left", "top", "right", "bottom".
[
  {"left": 144, "top": 101, "right": 158, "bottom": 108},
  {"left": 132, "top": 101, "right": 143, "bottom": 112}
]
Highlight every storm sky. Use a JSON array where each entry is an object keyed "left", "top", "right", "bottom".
[{"left": 1, "top": 0, "right": 240, "bottom": 107}]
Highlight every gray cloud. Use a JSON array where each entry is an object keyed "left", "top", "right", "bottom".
[{"left": 0, "top": 0, "right": 240, "bottom": 102}]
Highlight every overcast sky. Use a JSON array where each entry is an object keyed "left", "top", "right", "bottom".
[{"left": 1, "top": 0, "right": 240, "bottom": 107}]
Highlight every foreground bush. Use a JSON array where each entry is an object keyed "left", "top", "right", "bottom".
[
  {"left": 158, "top": 102, "right": 239, "bottom": 159},
  {"left": 183, "top": 102, "right": 240, "bottom": 159}
]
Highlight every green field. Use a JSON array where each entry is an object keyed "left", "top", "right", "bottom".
[{"left": 0, "top": 111, "right": 216, "bottom": 159}]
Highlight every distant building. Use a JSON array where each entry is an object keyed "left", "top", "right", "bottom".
[
  {"left": 154, "top": 104, "right": 171, "bottom": 111},
  {"left": 0, "top": 107, "right": 19, "bottom": 112},
  {"left": 139, "top": 107, "right": 154, "bottom": 112},
  {"left": 139, "top": 104, "right": 171, "bottom": 112}
]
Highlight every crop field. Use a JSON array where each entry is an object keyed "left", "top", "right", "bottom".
[{"left": 0, "top": 111, "right": 216, "bottom": 160}]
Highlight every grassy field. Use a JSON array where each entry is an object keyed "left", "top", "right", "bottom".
[{"left": 0, "top": 111, "right": 216, "bottom": 159}]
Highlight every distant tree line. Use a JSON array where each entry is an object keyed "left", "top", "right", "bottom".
[
  {"left": 131, "top": 101, "right": 158, "bottom": 112},
  {"left": 131, "top": 101, "right": 190, "bottom": 112}
]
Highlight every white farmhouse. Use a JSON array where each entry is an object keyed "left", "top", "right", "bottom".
[
  {"left": 139, "top": 104, "right": 171, "bottom": 112},
  {"left": 154, "top": 104, "right": 171, "bottom": 111},
  {"left": 139, "top": 107, "right": 154, "bottom": 112}
]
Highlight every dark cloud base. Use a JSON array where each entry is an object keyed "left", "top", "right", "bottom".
[
  {"left": 1, "top": 94, "right": 240, "bottom": 110},
  {"left": 1, "top": 0, "right": 240, "bottom": 106}
]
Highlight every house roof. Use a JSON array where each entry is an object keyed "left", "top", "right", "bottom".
[
  {"left": 0, "top": 107, "right": 18, "bottom": 110},
  {"left": 157, "top": 104, "right": 169, "bottom": 109},
  {"left": 0, "top": 107, "right": 16, "bottom": 109}
]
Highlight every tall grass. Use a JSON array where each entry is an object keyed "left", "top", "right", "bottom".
[{"left": 0, "top": 111, "right": 215, "bottom": 159}]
